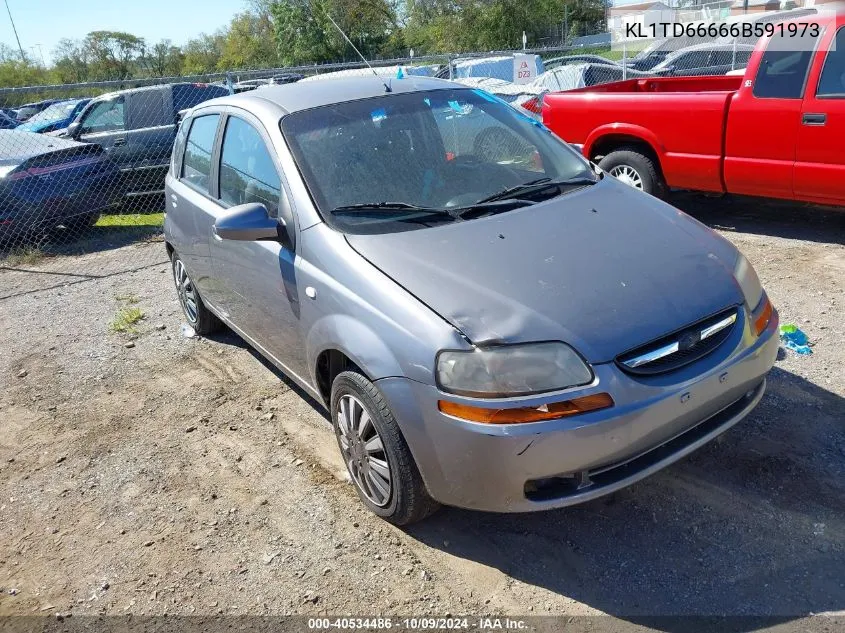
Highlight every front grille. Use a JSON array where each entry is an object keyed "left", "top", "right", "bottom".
[{"left": 617, "top": 307, "right": 739, "bottom": 376}]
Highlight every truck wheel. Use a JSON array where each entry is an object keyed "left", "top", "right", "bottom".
[
  {"left": 331, "top": 370, "right": 440, "bottom": 525},
  {"left": 599, "top": 148, "right": 664, "bottom": 198}
]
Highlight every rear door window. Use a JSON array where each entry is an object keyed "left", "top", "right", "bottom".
[
  {"left": 181, "top": 114, "right": 220, "bottom": 193},
  {"left": 753, "top": 33, "right": 816, "bottom": 99}
]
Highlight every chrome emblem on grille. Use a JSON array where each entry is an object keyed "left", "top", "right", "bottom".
[
  {"left": 678, "top": 330, "right": 701, "bottom": 351},
  {"left": 621, "top": 311, "right": 737, "bottom": 369}
]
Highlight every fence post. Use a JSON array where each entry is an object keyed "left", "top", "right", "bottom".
[
  {"left": 225, "top": 72, "right": 234, "bottom": 95},
  {"left": 622, "top": 41, "right": 627, "bottom": 81},
  {"left": 448, "top": 54, "right": 454, "bottom": 80}
]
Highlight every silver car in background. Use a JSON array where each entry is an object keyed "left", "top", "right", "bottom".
[{"left": 164, "top": 77, "right": 778, "bottom": 524}]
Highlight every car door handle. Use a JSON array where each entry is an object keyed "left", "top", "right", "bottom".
[
  {"left": 802, "top": 113, "right": 826, "bottom": 126},
  {"left": 113, "top": 137, "right": 127, "bottom": 146},
  {"left": 170, "top": 193, "right": 178, "bottom": 208}
]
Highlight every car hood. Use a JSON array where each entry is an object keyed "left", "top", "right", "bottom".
[{"left": 344, "top": 177, "right": 743, "bottom": 363}]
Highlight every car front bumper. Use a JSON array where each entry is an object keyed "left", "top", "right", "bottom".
[{"left": 376, "top": 307, "right": 779, "bottom": 512}]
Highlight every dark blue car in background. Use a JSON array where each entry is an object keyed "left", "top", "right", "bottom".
[
  {"left": 0, "top": 111, "right": 18, "bottom": 130},
  {"left": 0, "top": 130, "right": 124, "bottom": 242},
  {"left": 16, "top": 99, "right": 90, "bottom": 134}
]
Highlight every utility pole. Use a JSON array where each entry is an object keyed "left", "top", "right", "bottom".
[
  {"left": 3, "top": 0, "right": 25, "bottom": 62},
  {"left": 563, "top": 5, "right": 568, "bottom": 46},
  {"left": 30, "top": 43, "right": 44, "bottom": 66}
]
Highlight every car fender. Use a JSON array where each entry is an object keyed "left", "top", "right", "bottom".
[
  {"left": 306, "top": 314, "right": 406, "bottom": 386},
  {"left": 584, "top": 123, "right": 666, "bottom": 163}
]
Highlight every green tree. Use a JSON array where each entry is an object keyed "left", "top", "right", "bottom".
[
  {"left": 52, "top": 38, "right": 91, "bottom": 83},
  {"left": 271, "top": 0, "right": 399, "bottom": 65},
  {"left": 218, "top": 11, "right": 279, "bottom": 70},
  {"left": 0, "top": 43, "right": 49, "bottom": 89},
  {"left": 83, "top": 31, "right": 147, "bottom": 80},
  {"left": 182, "top": 33, "right": 226, "bottom": 75},
  {"left": 145, "top": 39, "right": 184, "bottom": 77}
]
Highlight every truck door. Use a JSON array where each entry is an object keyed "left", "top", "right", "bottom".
[
  {"left": 124, "top": 88, "right": 173, "bottom": 196},
  {"left": 795, "top": 22, "right": 845, "bottom": 205},
  {"left": 724, "top": 32, "right": 818, "bottom": 200},
  {"left": 77, "top": 96, "right": 131, "bottom": 168}
]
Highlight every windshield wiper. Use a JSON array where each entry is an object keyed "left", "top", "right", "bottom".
[
  {"left": 477, "top": 174, "right": 599, "bottom": 204},
  {"left": 449, "top": 198, "right": 536, "bottom": 219},
  {"left": 330, "top": 202, "right": 455, "bottom": 218}
]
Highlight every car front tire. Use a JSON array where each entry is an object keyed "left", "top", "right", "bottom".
[{"left": 331, "top": 370, "right": 439, "bottom": 525}]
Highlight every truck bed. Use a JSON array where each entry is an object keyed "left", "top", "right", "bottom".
[
  {"left": 544, "top": 76, "right": 743, "bottom": 193},
  {"left": 563, "top": 75, "right": 743, "bottom": 94}
]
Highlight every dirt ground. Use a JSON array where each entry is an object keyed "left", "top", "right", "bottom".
[{"left": 0, "top": 196, "right": 844, "bottom": 629}]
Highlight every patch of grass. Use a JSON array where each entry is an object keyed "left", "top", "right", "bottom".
[
  {"left": 0, "top": 247, "right": 47, "bottom": 267},
  {"left": 95, "top": 213, "right": 164, "bottom": 228},
  {"left": 109, "top": 306, "right": 145, "bottom": 333},
  {"left": 115, "top": 294, "right": 139, "bottom": 304}
]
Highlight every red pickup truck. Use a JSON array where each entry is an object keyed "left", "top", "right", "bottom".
[{"left": 543, "top": 13, "right": 845, "bottom": 207}]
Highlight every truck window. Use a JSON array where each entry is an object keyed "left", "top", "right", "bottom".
[
  {"left": 127, "top": 89, "right": 168, "bottom": 128},
  {"left": 181, "top": 114, "right": 220, "bottom": 193},
  {"left": 817, "top": 27, "right": 845, "bottom": 98},
  {"left": 79, "top": 98, "right": 125, "bottom": 135},
  {"left": 752, "top": 33, "right": 815, "bottom": 99},
  {"left": 172, "top": 84, "right": 230, "bottom": 111}
]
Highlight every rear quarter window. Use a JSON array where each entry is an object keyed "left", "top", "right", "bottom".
[{"left": 127, "top": 89, "right": 168, "bottom": 129}]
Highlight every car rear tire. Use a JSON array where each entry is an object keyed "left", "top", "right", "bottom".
[
  {"left": 331, "top": 370, "right": 439, "bottom": 525},
  {"left": 599, "top": 147, "right": 665, "bottom": 198},
  {"left": 62, "top": 212, "right": 100, "bottom": 234},
  {"left": 170, "top": 251, "right": 221, "bottom": 335}
]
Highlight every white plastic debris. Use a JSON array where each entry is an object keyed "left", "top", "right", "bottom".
[{"left": 180, "top": 324, "right": 196, "bottom": 338}]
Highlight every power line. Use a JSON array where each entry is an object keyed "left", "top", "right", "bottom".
[{"left": 3, "top": 0, "right": 25, "bottom": 62}]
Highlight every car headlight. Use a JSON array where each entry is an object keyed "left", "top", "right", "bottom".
[
  {"left": 436, "top": 342, "right": 593, "bottom": 398},
  {"left": 734, "top": 253, "right": 763, "bottom": 309}
]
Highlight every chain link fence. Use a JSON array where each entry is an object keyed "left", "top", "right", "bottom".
[{"left": 0, "top": 25, "right": 768, "bottom": 295}]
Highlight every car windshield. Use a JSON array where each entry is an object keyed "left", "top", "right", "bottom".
[
  {"left": 25, "top": 100, "right": 80, "bottom": 124},
  {"left": 281, "top": 88, "right": 592, "bottom": 234}
]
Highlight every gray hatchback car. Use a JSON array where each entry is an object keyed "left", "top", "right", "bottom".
[{"left": 164, "top": 77, "right": 779, "bottom": 524}]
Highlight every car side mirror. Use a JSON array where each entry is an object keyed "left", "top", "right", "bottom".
[
  {"left": 213, "top": 202, "right": 287, "bottom": 243},
  {"left": 66, "top": 121, "right": 81, "bottom": 138}
]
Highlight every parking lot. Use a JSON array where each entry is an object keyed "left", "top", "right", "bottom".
[{"left": 0, "top": 195, "right": 843, "bottom": 626}]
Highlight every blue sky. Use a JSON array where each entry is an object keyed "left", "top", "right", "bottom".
[{"left": 1, "top": 0, "right": 248, "bottom": 63}]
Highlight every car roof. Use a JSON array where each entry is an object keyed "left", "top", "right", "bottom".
[
  {"left": 194, "top": 76, "right": 462, "bottom": 116},
  {"left": 660, "top": 42, "right": 755, "bottom": 61},
  {"left": 0, "top": 129, "right": 86, "bottom": 161}
]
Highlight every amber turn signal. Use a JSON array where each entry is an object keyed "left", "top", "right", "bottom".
[
  {"left": 753, "top": 295, "right": 773, "bottom": 336},
  {"left": 438, "top": 393, "right": 614, "bottom": 424}
]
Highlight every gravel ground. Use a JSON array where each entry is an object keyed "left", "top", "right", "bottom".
[{"left": 0, "top": 195, "right": 843, "bottom": 628}]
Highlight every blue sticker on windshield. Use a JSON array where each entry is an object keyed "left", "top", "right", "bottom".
[
  {"left": 448, "top": 100, "right": 474, "bottom": 115},
  {"left": 370, "top": 108, "right": 387, "bottom": 124}
]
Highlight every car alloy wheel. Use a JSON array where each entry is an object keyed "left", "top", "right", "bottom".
[
  {"left": 608, "top": 164, "right": 644, "bottom": 190},
  {"left": 336, "top": 394, "right": 392, "bottom": 507},
  {"left": 173, "top": 258, "right": 199, "bottom": 324}
]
